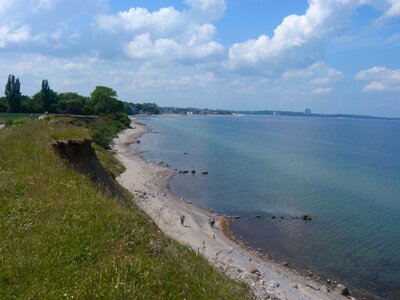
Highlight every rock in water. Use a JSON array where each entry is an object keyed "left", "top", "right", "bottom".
[
  {"left": 336, "top": 284, "right": 350, "bottom": 296},
  {"left": 202, "top": 171, "right": 209, "bottom": 175},
  {"left": 191, "top": 170, "right": 196, "bottom": 174},
  {"left": 301, "top": 214, "right": 312, "bottom": 221},
  {"left": 158, "top": 161, "right": 170, "bottom": 167}
]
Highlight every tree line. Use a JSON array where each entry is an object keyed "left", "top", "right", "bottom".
[{"left": 0, "top": 75, "right": 160, "bottom": 115}]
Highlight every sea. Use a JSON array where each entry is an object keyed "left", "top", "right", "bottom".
[{"left": 134, "top": 114, "right": 400, "bottom": 298}]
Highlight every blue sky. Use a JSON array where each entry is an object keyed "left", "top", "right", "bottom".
[{"left": 0, "top": 0, "right": 399, "bottom": 116}]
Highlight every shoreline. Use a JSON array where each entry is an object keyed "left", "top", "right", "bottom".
[
  {"left": 113, "top": 118, "right": 347, "bottom": 300},
  {"left": 221, "top": 217, "right": 378, "bottom": 300}
]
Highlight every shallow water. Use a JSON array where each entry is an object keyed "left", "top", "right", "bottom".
[{"left": 135, "top": 115, "right": 400, "bottom": 298}]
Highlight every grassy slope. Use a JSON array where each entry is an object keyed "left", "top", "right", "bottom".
[{"left": 0, "top": 121, "right": 251, "bottom": 299}]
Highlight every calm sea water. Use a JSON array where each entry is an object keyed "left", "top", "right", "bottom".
[{"left": 135, "top": 115, "right": 400, "bottom": 298}]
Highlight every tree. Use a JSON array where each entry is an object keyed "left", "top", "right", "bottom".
[
  {"left": 123, "top": 102, "right": 133, "bottom": 115},
  {"left": 0, "top": 96, "right": 9, "bottom": 112},
  {"left": 87, "top": 86, "right": 124, "bottom": 114},
  {"left": 141, "top": 103, "right": 160, "bottom": 115},
  {"left": 21, "top": 95, "right": 42, "bottom": 113},
  {"left": 57, "top": 92, "right": 88, "bottom": 114},
  {"left": 5, "top": 75, "right": 22, "bottom": 112},
  {"left": 40, "top": 79, "right": 57, "bottom": 112},
  {"left": 128, "top": 102, "right": 160, "bottom": 115}
]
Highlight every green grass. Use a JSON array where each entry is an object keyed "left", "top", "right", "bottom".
[
  {"left": 92, "top": 143, "right": 126, "bottom": 178},
  {"left": 0, "top": 113, "right": 31, "bottom": 126},
  {"left": 0, "top": 120, "right": 251, "bottom": 299}
]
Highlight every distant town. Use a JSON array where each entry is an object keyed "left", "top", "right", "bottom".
[{"left": 139, "top": 105, "right": 400, "bottom": 121}]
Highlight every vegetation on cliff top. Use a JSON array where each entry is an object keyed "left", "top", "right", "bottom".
[
  {"left": 1, "top": 74, "right": 160, "bottom": 116},
  {"left": 0, "top": 119, "right": 251, "bottom": 299}
]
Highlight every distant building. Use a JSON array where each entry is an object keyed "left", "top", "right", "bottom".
[{"left": 305, "top": 108, "right": 311, "bottom": 116}]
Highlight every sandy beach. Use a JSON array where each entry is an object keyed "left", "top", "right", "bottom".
[{"left": 113, "top": 118, "right": 348, "bottom": 300}]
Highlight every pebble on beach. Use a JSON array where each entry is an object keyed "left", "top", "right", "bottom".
[{"left": 336, "top": 284, "right": 350, "bottom": 296}]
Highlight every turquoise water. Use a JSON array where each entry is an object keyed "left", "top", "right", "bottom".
[{"left": 136, "top": 115, "right": 400, "bottom": 298}]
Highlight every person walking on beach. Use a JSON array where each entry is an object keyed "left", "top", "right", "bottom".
[
  {"left": 210, "top": 217, "right": 215, "bottom": 228},
  {"left": 180, "top": 214, "right": 185, "bottom": 226}
]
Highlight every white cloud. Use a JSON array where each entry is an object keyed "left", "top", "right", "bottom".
[
  {"left": 125, "top": 33, "right": 182, "bottom": 61},
  {"left": 124, "top": 31, "right": 223, "bottom": 63},
  {"left": 355, "top": 66, "right": 400, "bottom": 92},
  {"left": 312, "top": 87, "right": 333, "bottom": 95},
  {"left": 282, "top": 61, "right": 343, "bottom": 96},
  {"left": 0, "top": 25, "right": 32, "bottom": 47},
  {"left": 0, "top": 0, "right": 397, "bottom": 72},
  {"left": 0, "top": 0, "right": 108, "bottom": 50},
  {"left": 227, "top": 0, "right": 360, "bottom": 73},
  {"left": 96, "top": 7, "right": 184, "bottom": 36},
  {"left": 385, "top": 0, "right": 400, "bottom": 17},
  {"left": 96, "top": 3, "right": 225, "bottom": 64},
  {"left": 185, "top": 0, "right": 226, "bottom": 21},
  {"left": 282, "top": 61, "right": 344, "bottom": 96},
  {"left": 283, "top": 62, "right": 344, "bottom": 82},
  {"left": 364, "top": 81, "right": 386, "bottom": 91},
  {"left": 310, "top": 69, "right": 344, "bottom": 85},
  {"left": 361, "top": 0, "right": 400, "bottom": 18},
  {"left": 95, "top": 0, "right": 227, "bottom": 37},
  {"left": 227, "top": 0, "right": 400, "bottom": 75}
]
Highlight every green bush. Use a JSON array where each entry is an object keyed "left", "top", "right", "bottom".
[{"left": 91, "top": 113, "right": 131, "bottom": 149}]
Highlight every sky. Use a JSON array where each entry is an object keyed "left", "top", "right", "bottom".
[{"left": 0, "top": 0, "right": 399, "bottom": 117}]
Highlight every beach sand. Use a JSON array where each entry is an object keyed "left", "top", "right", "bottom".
[{"left": 113, "top": 118, "right": 346, "bottom": 300}]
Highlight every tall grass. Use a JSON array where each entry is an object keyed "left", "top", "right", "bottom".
[
  {"left": 0, "top": 121, "right": 251, "bottom": 299},
  {"left": 0, "top": 113, "right": 31, "bottom": 126}
]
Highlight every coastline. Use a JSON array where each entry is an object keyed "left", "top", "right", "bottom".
[{"left": 113, "top": 117, "right": 347, "bottom": 300}]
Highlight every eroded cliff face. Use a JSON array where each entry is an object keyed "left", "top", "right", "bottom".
[{"left": 52, "top": 139, "right": 121, "bottom": 196}]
